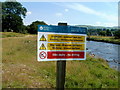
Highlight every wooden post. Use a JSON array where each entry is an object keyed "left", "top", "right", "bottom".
[{"left": 56, "top": 23, "right": 67, "bottom": 90}]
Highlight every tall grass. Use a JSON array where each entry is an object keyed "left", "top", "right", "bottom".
[
  {"left": 1, "top": 32, "right": 27, "bottom": 38},
  {"left": 2, "top": 34, "right": 119, "bottom": 88}
]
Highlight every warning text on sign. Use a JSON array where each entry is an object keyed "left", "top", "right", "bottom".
[
  {"left": 48, "top": 34, "right": 85, "bottom": 42},
  {"left": 48, "top": 43, "right": 84, "bottom": 50},
  {"left": 47, "top": 51, "right": 84, "bottom": 59}
]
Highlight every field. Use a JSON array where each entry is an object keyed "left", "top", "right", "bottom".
[
  {"left": 1, "top": 32, "right": 27, "bottom": 38},
  {"left": 87, "top": 36, "right": 120, "bottom": 44},
  {"left": 2, "top": 32, "right": 119, "bottom": 88}
]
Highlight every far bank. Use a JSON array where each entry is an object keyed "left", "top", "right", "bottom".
[{"left": 87, "top": 36, "right": 120, "bottom": 45}]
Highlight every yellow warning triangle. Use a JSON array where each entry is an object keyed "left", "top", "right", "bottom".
[
  {"left": 40, "top": 35, "right": 46, "bottom": 41},
  {"left": 39, "top": 43, "right": 46, "bottom": 50}
]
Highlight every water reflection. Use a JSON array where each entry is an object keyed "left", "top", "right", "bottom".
[{"left": 87, "top": 41, "right": 119, "bottom": 70}]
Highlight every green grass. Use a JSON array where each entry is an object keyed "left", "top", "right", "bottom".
[
  {"left": 87, "top": 36, "right": 120, "bottom": 44},
  {"left": 2, "top": 33, "right": 119, "bottom": 88},
  {"left": 0, "top": 32, "right": 27, "bottom": 38}
]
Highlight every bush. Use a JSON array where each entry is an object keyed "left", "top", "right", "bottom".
[
  {"left": 27, "top": 21, "right": 47, "bottom": 34},
  {"left": 114, "top": 30, "right": 120, "bottom": 39}
]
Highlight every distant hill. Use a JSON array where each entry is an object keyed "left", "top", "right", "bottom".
[{"left": 76, "top": 25, "right": 118, "bottom": 30}]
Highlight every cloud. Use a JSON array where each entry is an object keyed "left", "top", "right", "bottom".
[
  {"left": 66, "top": 3, "right": 99, "bottom": 15},
  {"left": 55, "top": 13, "right": 63, "bottom": 17},
  {"left": 64, "top": 3, "right": 117, "bottom": 22},
  {"left": 65, "top": 9, "right": 69, "bottom": 12},
  {"left": 26, "top": 11, "right": 32, "bottom": 15}
]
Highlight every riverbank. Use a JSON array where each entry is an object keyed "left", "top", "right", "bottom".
[
  {"left": 2, "top": 33, "right": 119, "bottom": 88},
  {"left": 87, "top": 36, "right": 120, "bottom": 45}
]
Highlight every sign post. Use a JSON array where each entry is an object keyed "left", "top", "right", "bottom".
[
  {"left": 37, "top": 23, "right": 87, "bottom": 89},
  {"left": 56, "top": 23, "right": 67, "bottom": 89}
]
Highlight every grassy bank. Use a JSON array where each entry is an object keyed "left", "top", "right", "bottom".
[
  {"left": 2, "top": 33, "right": 119, "bottom": 88},
  {"left": 87, "top": 36, "right": 120, "bottom": 45},
  {"left": 0, "top": 32, "right": 28, "bottom": 38}
]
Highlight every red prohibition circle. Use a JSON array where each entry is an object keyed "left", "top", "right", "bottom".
[{"left": 39, "top": 51, "right": 47, "bottom": 59}]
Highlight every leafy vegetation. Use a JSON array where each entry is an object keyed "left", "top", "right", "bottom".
[
  {"left": 26, "top": 21, "right": 47, "bottom": 34},
  {"left": 114, "top": 30, "right": 120, "bottom": 39},
  {"left": 87, "top": 28, "right": 117, "bottom": 36},
  {"left": 2, "top": 33, "right": 119, "bottom": 88},
  {"left": 2, "top": 1, "right": 27, "bottom": 33}
]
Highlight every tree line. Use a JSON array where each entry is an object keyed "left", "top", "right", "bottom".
[
  {"left": 87, "top": 28, "right": 120, "bottom": 39},
  {"left": 1, "top": 1, "right": 120, "bottom": 39}
]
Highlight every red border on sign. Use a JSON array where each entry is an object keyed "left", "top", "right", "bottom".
[{"left": 39, "top": 51, "right": 47, "bottom": 59}]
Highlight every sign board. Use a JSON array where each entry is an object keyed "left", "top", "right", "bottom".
[{"left": 37, "top": 25, "right": 87, "bottom": 61}]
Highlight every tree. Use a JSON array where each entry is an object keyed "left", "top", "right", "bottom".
[
  {"left": 96, "top": 29, "right": 101, "bottom": 34},
  {"left": 27, "top": 21, "right": 47, "bottom": 34},
  {"left": 106, "top": 29, "right": 112, "bottom": 36},
  {"left": 99, "top": 31, "right": 106, "bottom": 36},
  {"left": 2, "top": 0, "right": 27, "bottom": 32},
  {"left": 87, "top": 29, "right": 98, "bottom": 36},
  {"left": 114, "top": 30, "right": 120, "bottom": 39}
]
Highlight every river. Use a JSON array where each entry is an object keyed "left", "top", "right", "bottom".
[{"left": 87, "top": 41, "right": 120, "bottom": 70}]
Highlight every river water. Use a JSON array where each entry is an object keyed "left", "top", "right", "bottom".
[{"left": 87, "top": 41, "right": 120, "bottom": 70}]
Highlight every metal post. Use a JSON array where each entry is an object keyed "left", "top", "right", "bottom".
[{"left": 56, "top": 23, "right": 67, "bottom": 90}]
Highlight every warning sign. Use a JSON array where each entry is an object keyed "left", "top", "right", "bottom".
[
  {"left": 40, "top": 35, "right": 46, "bottom": 41},
  {"left": 40, "top": 43, "right": 46, "bottom": 50},
  {"left": 47, "top": 43, "right": 84, "bottom": 50},
  {"left": 39, "top": 51, "right": 47, "bottom": 59},
  {"left": 38, "top": 25, "right": 87, "bottom": 61}
]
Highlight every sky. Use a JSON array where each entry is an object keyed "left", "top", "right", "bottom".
[
  {"left": 1, "top": 0, "right": 118, "bottom": 27},
  {"left": 20, "top": 2, "right": 118, "bottom": 27}
]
